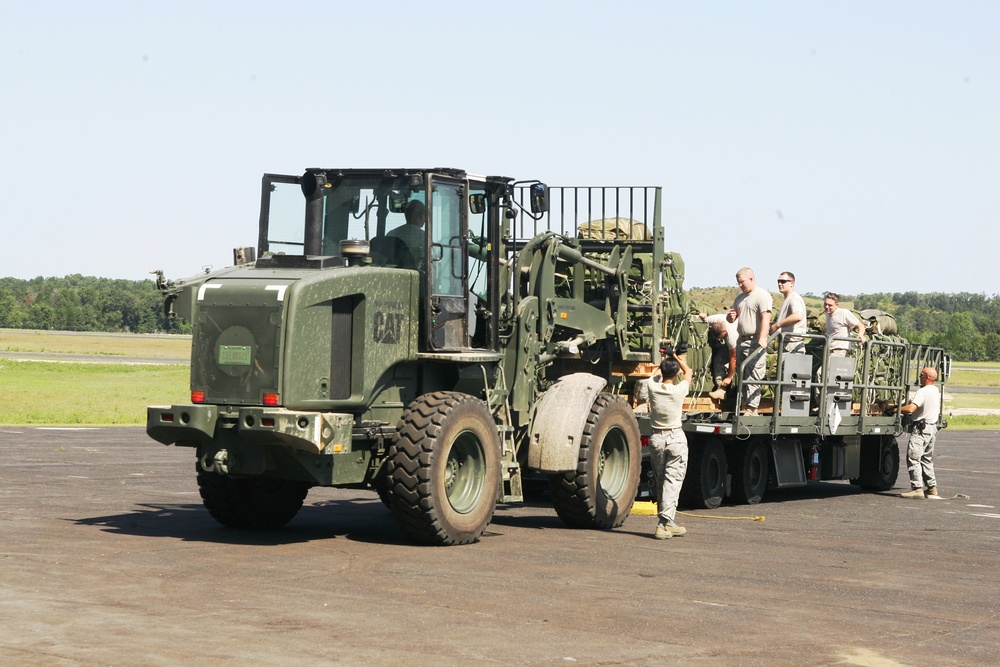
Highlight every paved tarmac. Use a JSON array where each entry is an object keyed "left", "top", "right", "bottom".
[{"left": 0, "top": 427, "right": 997, "bottom": 666}]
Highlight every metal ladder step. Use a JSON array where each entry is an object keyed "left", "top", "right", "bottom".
[{"left": 500, "top": 460, "right": 522, "bottom": 503}]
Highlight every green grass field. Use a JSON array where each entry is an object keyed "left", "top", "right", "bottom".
[
  {"left": 0, "top": 360, "right": 188, "bottom": 425},
  {"left": 2, "top": 329, "right": 998, "bottom": 428},
  {"left": 949, "top": 367, "right": 1000, "bottom": 387}
]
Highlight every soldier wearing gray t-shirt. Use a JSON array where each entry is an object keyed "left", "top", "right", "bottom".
[
  {"left": 899, "top": 367, "right": 942, "bottom": 499},
  {"left": 770, "top": 271, "right": 807, "bottom": 353},
  {"left": 727, "top": 268, "right": 772, "bottom": 414},
  {"left": 644, "top": 351, "right": 692, "bottom": 539},
  {"left": 699, "top": 312, "right": 737, "bottom": 394},
  {"left": 822, "top": 293, "right": 865, "bottom": 356}
]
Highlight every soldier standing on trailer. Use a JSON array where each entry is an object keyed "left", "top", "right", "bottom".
[
  {"left": 728, "top": 267, "right": 772, "bottom": 415},
  {"left": 698, "top": 311, "right": 737, "bottom": 400},
  {"left": 645, "top": 348, "right": 692, "bottom": 540},
  {"left": 823, "top": 293, "right": 865, "bottom": 356},
  {"left": 770, "top": 271, "right": 807, "bottom": 354}
]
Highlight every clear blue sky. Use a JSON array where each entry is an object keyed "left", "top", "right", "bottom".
[{"left": 2, "top": 1, "right": 996, "bottom": 296}]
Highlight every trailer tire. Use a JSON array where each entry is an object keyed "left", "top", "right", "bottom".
[
  {"left": 729, "top": 439, "right": 768, "bottom": 505},
  {"left": 197, "top": 467, "right": 310, "bottom": 529},
  {"left": 387, "top": 392, "right": 501, "bottom": 545},
  {"left": 851, "top": 435, "right": 900, "bottom": 491},
  {"left": 681, "top": 438, "right": 727, "bottom": 510},
  {"left": 549, "top": 394, "right": 641, "bottom": 529}
]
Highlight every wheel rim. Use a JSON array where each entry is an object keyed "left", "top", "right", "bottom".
[
  {"left": 444, "top": 429, "right": 487, "bottom": 514},
  {"left": 880, "top": 447, "right": 894, "bottom": 479},
  {"left": 598, "top": 426, "right": 630, "bottom": 500}
]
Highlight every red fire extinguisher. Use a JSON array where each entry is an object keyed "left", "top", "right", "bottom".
[{"left": 808, "top": 447, "right": 820, "bottom": 481}]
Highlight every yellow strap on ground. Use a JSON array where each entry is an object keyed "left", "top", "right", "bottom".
[{"left": 632, "top": 501, "right": 765, "bottom": 522}]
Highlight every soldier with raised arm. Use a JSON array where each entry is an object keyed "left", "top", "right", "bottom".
[{"left": 645, "top": 348, "right": 692, "bottom": 540}]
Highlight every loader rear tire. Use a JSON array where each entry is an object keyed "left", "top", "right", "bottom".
[
  {"left": 549, "top": 394, "right": 641, "bottom": 529},
  {"left": 197, "top": 467, "right": 310, "bottom": 529},
  {"left": 387, "top": 392, "right": 501, "bottom": 545}
]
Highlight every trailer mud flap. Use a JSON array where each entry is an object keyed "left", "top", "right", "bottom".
[{"left": 771, "top": 439, "right": 807, "bottom": 488}]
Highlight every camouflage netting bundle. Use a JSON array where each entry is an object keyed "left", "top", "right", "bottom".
[
  {"left": 860, "top": 311, "right": 905, "bottom": 406},
  {"left": 577, "top": 217, "right": 651, "bottom": 241},
  {"left": 804, "top": 308, "right": 905, "bottom": 407},
  {"left": 859, "top": 309, "right": 898, "bottom": 336}
]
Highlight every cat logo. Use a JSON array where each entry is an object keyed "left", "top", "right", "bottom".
[{"left": 373, "top": 311, "right": 404, "bottom": 345}]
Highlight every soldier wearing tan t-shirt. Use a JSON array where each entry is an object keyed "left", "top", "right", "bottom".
[
  {"left": 770, "top": 271, "right": 807, "bottom": 354},
  {"left": 727, "top": 267, "right": 772, "bottom": 414}
]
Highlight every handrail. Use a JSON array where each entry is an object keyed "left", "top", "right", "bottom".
[{"left": 730, "top": 330, "right": 906, "bottom": 436}]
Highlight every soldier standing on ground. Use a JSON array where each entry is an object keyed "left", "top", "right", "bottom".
[
  {"left": 645, "top": 349, "right": 691, "bottom": 540},
  {"left": 770, "top": 271, "right": 807, "bottom": 354},
  {"left": 899, "top": 367, "right": 942, "bottom": 499},
  {"left": 727, "top": 268, "right": 772, "bottom": 415}
]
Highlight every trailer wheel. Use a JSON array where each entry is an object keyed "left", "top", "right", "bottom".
[
  {"left": 387, "top": 392, "right": 501, "bottom": 545},
  {"left": 729, "top": 439, "right": 769, "bottom": 505},
  {"left": 851, "top": 435, "right": 900, "bottom": 491},
  {"left": 197, "top": 466, "right": 310, "bottom": 529},
  {"left": 681, "top": 438, "right": 727, "bottom": 509},
  {"left": 549, "top": 394, "right": 641, "bottom": 529}
]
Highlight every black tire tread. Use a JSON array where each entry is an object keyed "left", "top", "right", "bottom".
[
  {"left": 852, "top": 435, "right": 900, "bottom": 491},
  {"left": 680, "top": 439, "right": 726, "bottom": 510},
  {"left": 197, "top": 465, "right": 309, "bottom": 530},
  {"left": 549, "top": 394, "right": 641, "bottom": 530},
  {"left": 729, "top": 439, "right": 768, "bottom": 505},
  {"left": 386, "top": 392, "right": 499, "bottom": 546}
]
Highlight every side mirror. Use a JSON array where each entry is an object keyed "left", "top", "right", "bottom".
[
  {"left": 469, "top": 193, "right": 486, "bottom": 215},
  {"left": 233, "top": 246, "right": 256, "bottom": 266},
  {"left": 389, "top": 192, "right": 409, "bottom": 213},
  {"left": 530, "top": 183, "right": 549, "bottom": 214}
]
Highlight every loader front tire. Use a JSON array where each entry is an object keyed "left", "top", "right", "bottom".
[
  {"left": 387, "top": 392, "right": 501, "bottom": 545},
  {"left": 549, "top": 394, "right": 641, "bottom": 529}
]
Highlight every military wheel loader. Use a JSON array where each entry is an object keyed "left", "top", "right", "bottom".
[
  {"left": 148, "top": 168, "right": 677, "bottom": 545},
  {"left": 147, "top": 167, "right": 951, "bottom": 545}
]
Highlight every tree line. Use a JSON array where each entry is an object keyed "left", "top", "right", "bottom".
[
  {"left": 1, "top": 277, "right": 998, "bottom": 361},
  {"left": 851, "top": 291, "right": 1000, "bottom": 362},
  {"left": 0, "top": 275, "right": 188, "bottom": 334}
]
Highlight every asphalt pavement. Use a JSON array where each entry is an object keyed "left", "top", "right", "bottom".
[{"left": 0, "top": 427, "right": 997, "bottom": 666}]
